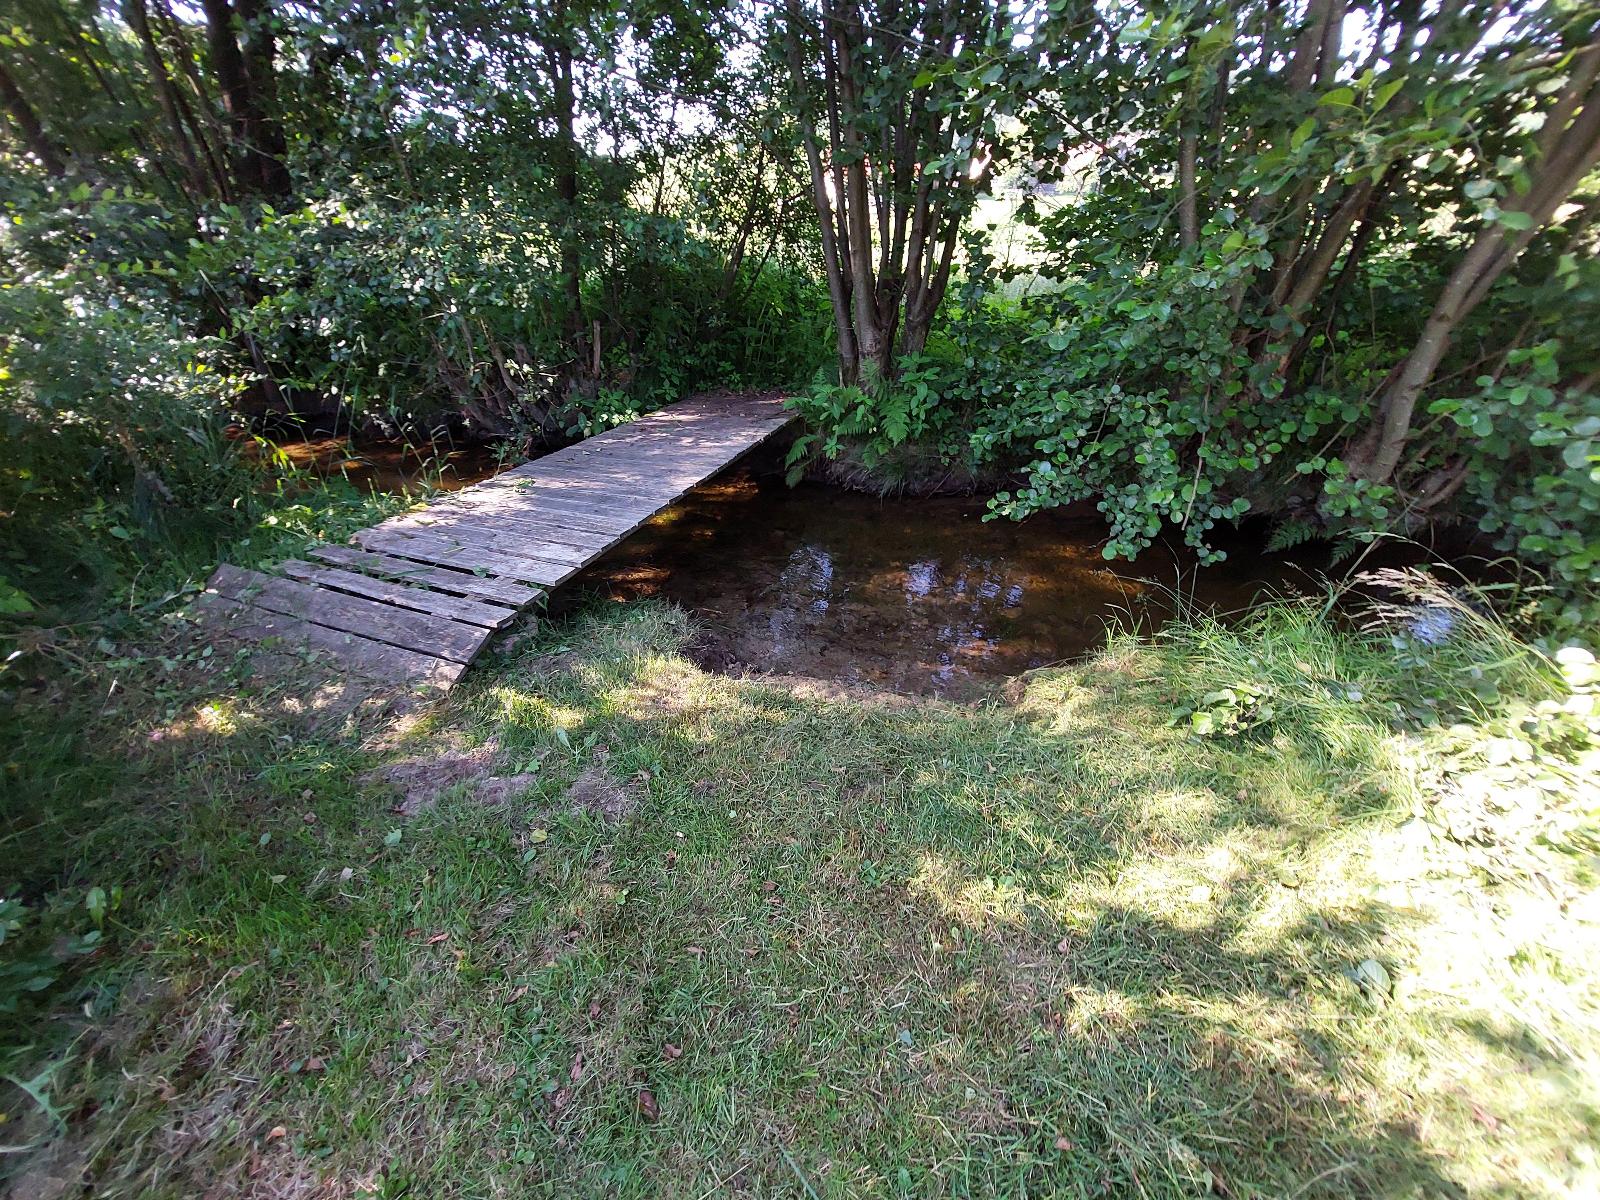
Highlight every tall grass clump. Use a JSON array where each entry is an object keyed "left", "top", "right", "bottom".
[{"left": 1155, "top": 568, "right": 1597, "bottom": 857}]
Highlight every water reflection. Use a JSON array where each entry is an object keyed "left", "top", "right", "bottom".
[
  {"left": 574, "top": 461, "right": 1305, "bottom": 699},
  {"left": 245, "top": 434, "right": 506, "bottom": 494}
]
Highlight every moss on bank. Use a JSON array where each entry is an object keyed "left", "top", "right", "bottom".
[{"left": 2, "top": 594, "right": 1597, "bottom": 1198}]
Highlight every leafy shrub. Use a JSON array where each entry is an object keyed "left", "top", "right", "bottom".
[
  {"left": 0, "top": 228, "right": 250, "bottom": 612},
  {"left": 229, "top": 194, "right": 831, "bottom": 437},
  {"left": 1426, "top": 340, "right": 1600, "bottom": 635}
]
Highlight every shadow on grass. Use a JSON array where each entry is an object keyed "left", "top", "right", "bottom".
[
  {"left": 429, "top": 627, "right": 1471, "bottom": 1198},
  {"left": 3, "top": 602, "right": 1532, "bottom": 1199}
]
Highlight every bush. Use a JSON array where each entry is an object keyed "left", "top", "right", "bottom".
[{"left": 0, "top": 238, "right": 249, "bottom": 613}]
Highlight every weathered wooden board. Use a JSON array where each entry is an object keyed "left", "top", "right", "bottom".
[
  {"left": 307, "top": 545, "right": 539, "bottom": 607},
  {"left": 279, "top": 560, "right": 516, "bottom": 629},
  {"left": 375, "top": 516, "right": 598, "bottom": 567},
  {"left": 353, "top": 528, "right": 577, "bottom": 587},
  {"left": 395, "top": 509, "right": 640, "bottom": 552},
  {"left": 196, "top": 591, "right": 465, "bottom": 687},
  {"left": 467, "top": 474, "right": 669, "bottom": 509},
  {"left": 209, "top": 564, "right": 488, "bottom": 664},
  {"left": 436, "top": 484, "right": 652, "bottom": 519}
]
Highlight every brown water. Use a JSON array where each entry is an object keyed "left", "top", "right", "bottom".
[
  {"left": 250, "top": 434, "right": 507, "bottom": 494},
  {"left": 568, "top": 461, "right": 1312, "bottom": 699}
]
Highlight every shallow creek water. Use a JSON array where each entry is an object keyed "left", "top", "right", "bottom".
[
  {"left": 275, "top": 434, "right": 1311, "bottom": 699},
  {"left": 567, "top": 460, "right": 1311, "bottom": 699}
]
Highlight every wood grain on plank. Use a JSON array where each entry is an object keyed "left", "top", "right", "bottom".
[
  {"left": 209, "top": 565, "right": 488, "bottom": 664},
  {"left": 354, "top": 528, "right": 575, "bottom": 587},
  {"left": 449, "top": 484, "right": 663, "bottom": 522},
  {"left": 367, "top": 517, "right": 595, "bottom": 569},
  {"left": 418, "top": 496, "right": 641, "bottom": 539},
  {"left": 395, "top": 509, "right": 638, "bottom": 551},
  {"left": 196, "top": 591, "right": 465, "bottom": 686},
  {"left": 308, "top": 545, "right": 538, "bottom": 607},
  {"left": 278, "top": 560, "right": 516, "bottom": 629}
]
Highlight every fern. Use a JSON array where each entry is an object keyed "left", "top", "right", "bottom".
[{"left": 1266, "top": 517, "right": 1318, "bottom": 553}]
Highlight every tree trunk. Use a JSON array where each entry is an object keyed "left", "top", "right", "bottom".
[
  {"left": 1177, "top": 130, "right": 1199, "bottom": 250},
  {"left": 234, "top": 0, "right": 291, "bottom": 195},
  {"left": 200, "top": 0, "right": 288, "bottom": 195},
  {"left": 0, "top": 60, "right": 66, "bottom": 175},
  {"left": 154, "top": 0, "right": 236, "bottom": 200},
  {"left": 782, "top": 0, "right": 860, "bottom": 383},
  {"left": 780, "top": 0, "right": 996, "bottom": 389},
  {"left": 123, "top": 0, "right": 208, "bottom": 195},
  {"left": 1351, "top": 62, "right": 1600, "bottom": 483}
]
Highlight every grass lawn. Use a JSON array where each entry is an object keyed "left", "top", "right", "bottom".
[{"left": 3, "top": 594, "right": 1597, "bottom": 1198}]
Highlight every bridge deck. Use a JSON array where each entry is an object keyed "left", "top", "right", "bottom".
[{"left": 201, "top": 393, "right": 795, "bottom": 688}]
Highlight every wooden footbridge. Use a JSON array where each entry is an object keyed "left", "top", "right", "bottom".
[{"left": 200, "top": 393, "right": 795, "bottom": 688}]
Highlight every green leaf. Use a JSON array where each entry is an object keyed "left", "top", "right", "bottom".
[
  {"left": 1371, "top": 77, "right": 1406, "bottom": 112},
  {"left": 1318, "top": 86, "right": 1356, "bottom": 108},
  {"left": 1495, "top": 209, "right": 1534, "bottom": 231},
  {"left": 1290, "top": 118, "right": 1316, "bottom": 150},
  {"left": 0, "top": 579, "right": 33, "bottom": 614}
]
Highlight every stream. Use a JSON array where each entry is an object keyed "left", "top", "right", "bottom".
[{"left": 272, "top": 433, "right": 1318, "bottom": 699}]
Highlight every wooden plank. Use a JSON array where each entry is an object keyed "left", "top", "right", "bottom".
[
  {"left": 523, "top": 456, "right": 748, "bottom": 487},
  {"left": 506, "top": 441, "right": 738, "bottom": 469},
  {"left": 471, "top": 464, "right": 661, "bottom": 497},
  {"left": 395, "top": 508, "right": 641, "bottom": 551},
  {"left": 209, "top": 565, "right": 487, "bottom": 665},
  {"left": 367, "top": 517, "right": 595, "bottom": 569},
  {"left": 422, "top": 498, "right": 648, "bottom": 542},
  {"left": 498, "top": 463, "right": 709, "bottom": 498},
  {"left": 309, "top": 545, "right": 538, "bottom": 607},
  {"left": 479, "top": 466, "right": 677, "bottom": 500},
  {"left": 279, "top": 560, "right": 516, "bottom": 629},
  {"left": 196, "top": 592, "right": 465, "bottom": 687},
  {"left": 386, "top": 503, "right": 625, "bottom": 546},
  {"left": 542, "top": 427, "right": 785, "bottom": 464},
  {"left": 521, "top": 430, "right": 790, "bottom": 482},
  {"left": 447, "top": 482, "right": 665, "bottom": 522},
  {"left": 386, "top": 512, "right": 615, "bottom": 559},
  {"left": 548, "top": 422, "right": 749, "bottom": 454},
  {"left": 354, "top": 528, "right": 576, "bottom": 587},
  {"left": 419, "top": 494, "right": 642, "bottom": 538}
]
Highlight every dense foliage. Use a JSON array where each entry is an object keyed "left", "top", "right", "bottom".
[
  {"left": 2, "top": 0, "right": 1597, "bottom": 626},
  {"left": 0, "top": 0, "right": 827, "bottom": 614},
  {"left": 782, "top": 0, "right": 1600, "bottom": 628}
]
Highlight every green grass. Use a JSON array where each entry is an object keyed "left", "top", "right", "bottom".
[{"left": 2, "top": 594, "right": 1597, "bottom": 1198}]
